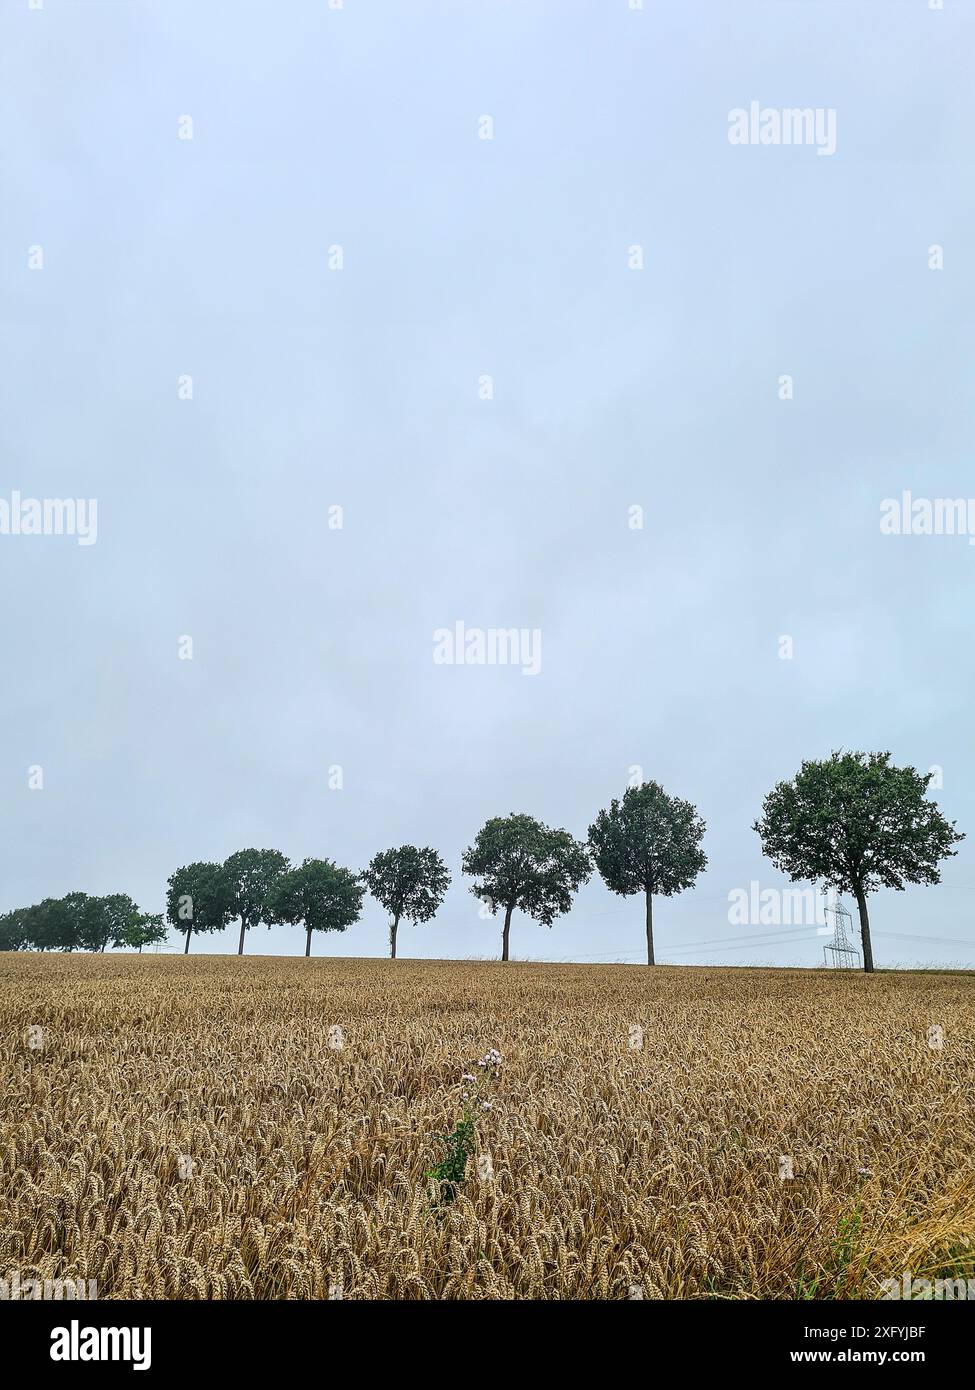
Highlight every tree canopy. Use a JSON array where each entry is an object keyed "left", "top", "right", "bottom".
[
  {"left": 0, "top": 893, "right": 163, "bottom": 952},
  {"left": 362, "top": 845, "right": 451, "bottom": 957},
  {"left": 266, "top": 858, "right": 365, "bottom": 957},
  {"left": 754, "top": 750, "right": 964, "bottom": 972},
  {"left": 462, "top": 812, "right": 591, "bottom": 961},
  {"left": 80, "top": 893, "right": 144, "bottom": 952},
  {"left": 165, "top": 862, "right": 232, "bottom": 954},
  {"left": 223, "top": 848, "right": 290, "bottom": 954},
  {"left": 0, "top": 905, "right": 40, "bottom": 951},
  {"left": 588, "top": 781, "right": 708, "bottom": 965},
  {"left": 121, "top": 912, "right": 169, "bottom": 952}
]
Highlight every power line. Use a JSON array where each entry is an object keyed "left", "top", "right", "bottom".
[
  {"left": 547, "top": 928, "right": 822, "bottom": 962},
  {"left": 546, "top": 926, "right": 975, "bottom": 963},
  {"left": 875, "top": 930, "right": 975, "bottom": 948}
]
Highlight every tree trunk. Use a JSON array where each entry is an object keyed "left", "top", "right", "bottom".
[
  {"left": 390, "top": 913, "right": 400, "bottom": 959},
  {"left": 501, "top": 903, "right": 513, "bottom": 961},
  {"left": 645, "top": 888, "right": 654, "bottom": 966},
  {"left": 184, "top": 929, "right": 191, "bottom": 954},
  {"left": 305, "top": 927, "right": 312, "bottom": 958},
  {"left": 100, "top": 942, "right": 106, "bottom": 953},
  {"left": 138, "top": 945, "right": 143, "bottom": 954},
  {"left": 237, "top": 917, "right": 247, "bottom": 955},
  {"left": 853, "top": 885, "right": 874, "bottom": 973}
]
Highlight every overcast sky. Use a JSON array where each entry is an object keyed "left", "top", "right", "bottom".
[{"left": 3, "top": 0, "right": 974, "bottom": 968}]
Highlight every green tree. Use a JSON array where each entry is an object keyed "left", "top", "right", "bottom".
[
  {"left": 462, "top": 813, "right": 591, "bottom": 962},
  {"left": 72, "top": 894, "right": 103, "bottom": 952},
  {"left": 0, "top": 907, "right": 34, "bottom": 951},
  {"left": 0, "top": 897, "right": 93, "bottom": 951},
  {"left": 1, "top": 894, "right": 160, "bottom": 953},
  {"left": 266, "top": 857, "right": 364, "bottom": 957},
  {"left": 4, "top": 902, "right": 56, "bottom": 950},
  {"left": 77, "top": 893, "right": 143, "bottom": 952},
  {"left": 588, "top": 781, "right": 708, "bottom": 966},
  {"left": 37, "top": 894, "right": 88, "bottom": 952},
  {"left": 754, "top": 751, "right": 965, "bottom": 973},
  {"left": 223, "top": 848, "right": 290, "bottom": 955},
  {"left": 362, "top": 845, "right": 451, "bottom": 958},
  {"left": 165, "top": 862, "right": 232, "bottom": 954},
  {"left": 118, "top": 912, "right": 168, "bottom": 953},
  {"left": 103, "top": 893, "right": 146, "bottom": 951}
]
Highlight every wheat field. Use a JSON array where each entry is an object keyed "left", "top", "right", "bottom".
[{"left": 1, "top": 953, "right": 972, "bottom": 1300}]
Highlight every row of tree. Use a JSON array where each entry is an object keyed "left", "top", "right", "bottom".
[
  {"left": 160, "top": 797, "right": 698, "bottom": 962},
  {"left": 0, "top": 753, "right": 964, "bottom": 972},
  {"left": 164, "top": 845, "right": 451, "bottom": 959},
  {"left": 0, "top": 893, "right": 167, "bottom": 954}
]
